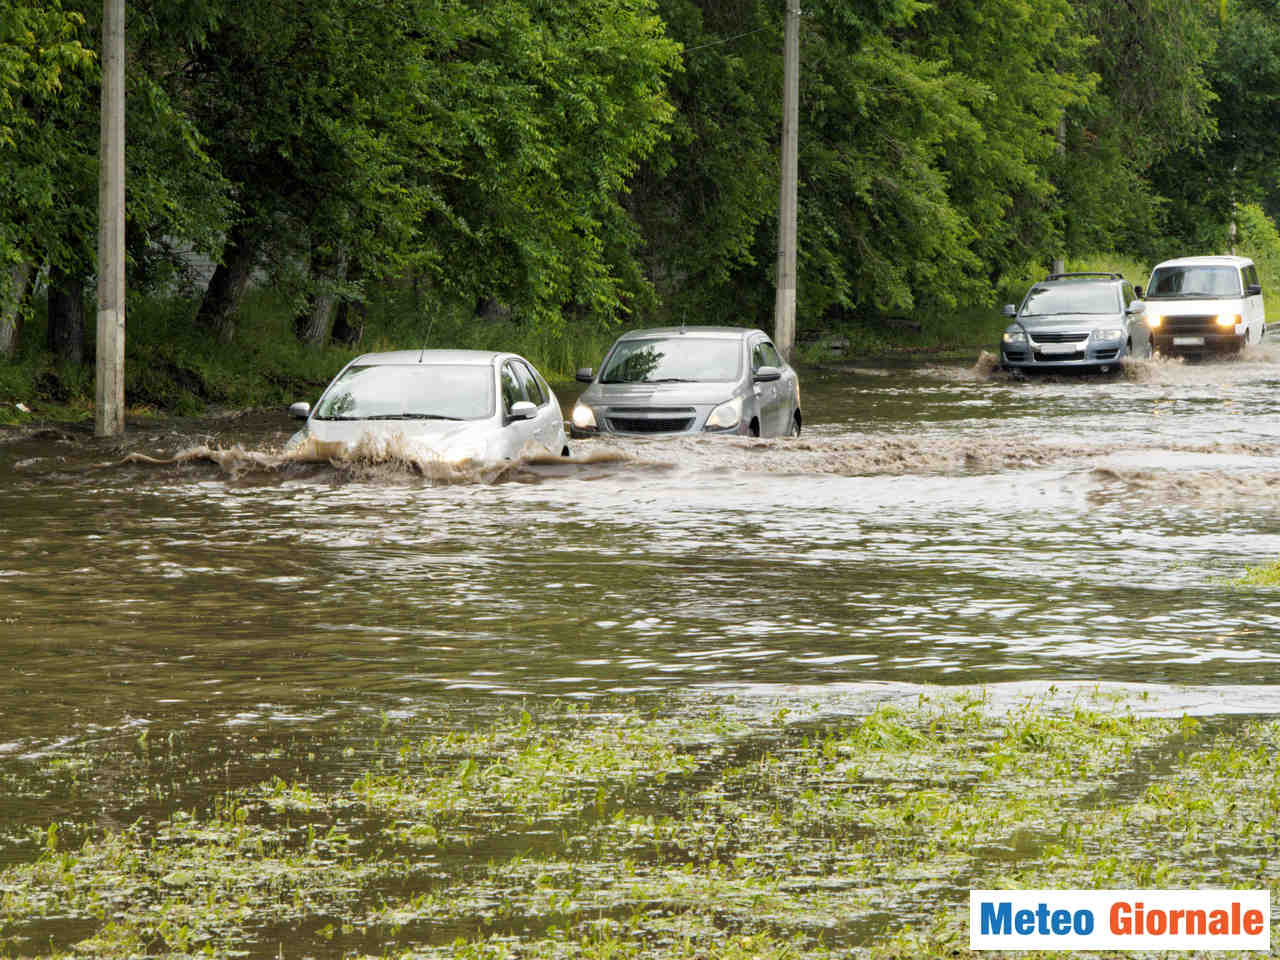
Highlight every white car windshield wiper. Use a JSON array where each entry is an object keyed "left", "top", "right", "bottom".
[{"left": 361, "top": 414, "right": 465, "bottom": 420}]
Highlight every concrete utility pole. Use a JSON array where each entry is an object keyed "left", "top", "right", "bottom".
[
  {"left": 1051, "top": 116, "right": 1066, "bottom": 276},
  {"left": 773, "top": 0, "right": 800, "bottom": 359},
  {"left": 96, "top": 0, "right": 126, "bottom": 437}
]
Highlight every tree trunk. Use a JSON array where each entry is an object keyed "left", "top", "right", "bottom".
[
  {"left": 0, "top": 262, "right": 35, "bottom": 361},
  {"left": 294, "top": 243, "right": 346, "bottom": 345},
  {"left": 331, "top": 259, "right": 365, "bottom": 346},
  {"left": 48, "top": 265, "right": 86, "bottom": 365},
  {"left": 195, "top": 222, "right": 258, "bottom": 343}
]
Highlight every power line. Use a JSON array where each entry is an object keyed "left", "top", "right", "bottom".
[{"left": 682, "top": 27, "right": 770, "bottom": 55}]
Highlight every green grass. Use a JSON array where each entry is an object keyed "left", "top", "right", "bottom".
[
  {"left": 1233, "top": 558, "right": 1280, "bottom": 586},
  {"left": 1, "top": 692, "right": 1277, "bottom": 958},
  {"left": 0, "top": 284, "right": 621, "bottom": 424},
  {"left": 795, "top": 254, "right": 1153, "bottom": 366}
]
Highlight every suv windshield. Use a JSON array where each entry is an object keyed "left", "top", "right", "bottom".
[
  {"left": 1146, "top": 265, "right": 1242, "bottom": 299},
  {"left": 1020, "top": 284, "right": 1119, "bottom": 316},
  {"left": 314, "top": 364, "right": 494, "bottom": 420},
  {"left": 601, "top": 337, "right": 742, "bottom": 384}
]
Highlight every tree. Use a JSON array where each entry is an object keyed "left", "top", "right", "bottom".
[
  {"left": 1148, "top": 0, "right": 1280, "bottom": 251},
  {"left": 174, "top": 0, "right": 681, "bottom": 343},
  {"left": 0, "top": 1, "right": 94, "bottom": 360}
]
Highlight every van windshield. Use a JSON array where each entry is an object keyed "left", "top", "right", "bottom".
[{"left": 1146, "top": 265, "right": 1242, "bottom": 299}]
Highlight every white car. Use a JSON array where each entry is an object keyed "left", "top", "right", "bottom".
[
  {"left": 1140, "top": 255, "right": 1266, "bottom": 357},
  {"left": 286, "top": 349, "right": 569, "bottom": 463}
]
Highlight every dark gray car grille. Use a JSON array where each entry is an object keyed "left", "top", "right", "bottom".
[
  {"left": 1031, "top": 331, "right": 1090, "bottom": 343},
  {"left": 605, "top": 408, "right": 697, "bottom": 434}
]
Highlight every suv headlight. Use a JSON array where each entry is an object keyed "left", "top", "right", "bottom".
[
  {"left": 1093, "top": 328, "right": 1123, "bottom": 342},
  {"left": 571, "top": 402, "right": 597, "bottom": 429},
  {"left": 1146, "top": 313, "right": 1162, "bottom": 329},
  {"left": 1002, "top": 329, "right": 1027, "bottom": 345},
  {"left": 704, "top": 396, "right": 743, "bottom": 430},
  {"left": 1216, "top": 313, "right": 1243, "bottom": 328}
]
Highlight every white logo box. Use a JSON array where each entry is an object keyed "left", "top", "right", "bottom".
[{"left": 970, "top": 889, "right": 1270, "bottom": 951}]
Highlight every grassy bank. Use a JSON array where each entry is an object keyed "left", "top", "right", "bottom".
[
  {"left": 795, "top": 255, "right": 1152, "bottom": 365},
  {"left": 0, "top": 286, "right": 622, "bottom": 427},
  {"left": 0, "top": 256, "right": 1159, "bottom": 425},
  {"left": 1, "top": 692, "right": 1276, "bottom": 958}
]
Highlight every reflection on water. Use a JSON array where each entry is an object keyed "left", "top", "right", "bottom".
[{"left": 3, "top": 347, "right": 1280, "bottom": 806}]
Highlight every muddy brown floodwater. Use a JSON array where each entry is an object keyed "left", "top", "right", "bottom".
[{"left": 3, "top": 348, "right": 1280, "bottom": 862}]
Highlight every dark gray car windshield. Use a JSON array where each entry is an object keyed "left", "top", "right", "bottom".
[
  {"left": 601, "top": 338, "right": 742, "bottom": 383},
  {"left": 1020, "top": 284, "right": 1120, "bottom": 316},
  {"left": 1146, "top": 265, "right": 1242, "bottom": 299},
  {"left": 314, "top": 364, "right": 493, "bottom": 420}
]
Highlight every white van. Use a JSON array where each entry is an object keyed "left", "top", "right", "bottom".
[{"left": 1140, "top": 255, "right": 1266, "bottom": 357}]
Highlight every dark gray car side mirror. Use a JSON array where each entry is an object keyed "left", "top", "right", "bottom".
[
  {"left": 575, "top": 367, "right": 595, "bottom": 383},
  {"left": 1002, "top": 304, "right": 1017, "bottom": 317}
]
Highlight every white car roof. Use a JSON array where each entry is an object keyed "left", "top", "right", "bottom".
[{"left": 348, "top": 349, "right": 508, "bottom": 365}]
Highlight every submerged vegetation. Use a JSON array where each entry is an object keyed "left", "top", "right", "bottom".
[{"left": 1, "top": 692, "right": 1277, "bottom": 958}]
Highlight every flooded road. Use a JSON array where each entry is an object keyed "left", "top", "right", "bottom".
[{"left": 4, "top": 349, "right": 1280, "bottom": 841}]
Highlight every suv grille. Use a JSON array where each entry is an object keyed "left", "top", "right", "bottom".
[{"left": 1031, "top": 332, "right": 1089, "bottom": 343}]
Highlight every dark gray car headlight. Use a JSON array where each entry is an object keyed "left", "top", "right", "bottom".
[
  {"left": 1002, "top": 329, "right": 1027, "bottom": 345},
  {"left": 571, "top": 402, "right": 597, "bottom": 430},
  {"left": 704, "top": 396, "right": 743, "bottom": 430}
]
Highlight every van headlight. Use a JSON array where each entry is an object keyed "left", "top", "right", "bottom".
[
  {"left": 1146, "top": 314, "right": 1162, "bottom": 329},
  {"left": 1216, "top": 313, "right": 1243, "bottom": 328},
  {"left": 704, "top": 396, "right": 743, "bottom": 430},
  {"left": 571, "top": 402, "right": 597, "bottom": 429}
]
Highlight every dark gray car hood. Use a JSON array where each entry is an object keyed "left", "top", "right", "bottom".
[{"left": 582, "top": 380, "right": 739, "bottom": 406}]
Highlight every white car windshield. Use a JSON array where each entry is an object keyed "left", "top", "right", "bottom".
[
  {"left": 601, "top": 338, "right": 742, "bottom": 383},
  {"left": 1020, "top": 285, "right": 1119, "bottom": 316},
  {"left": 1146, "top": 265, "right": 1242, "bottom": 298},
  {"left": 314, "top": 364, "right": 494, "bottom": 420}
]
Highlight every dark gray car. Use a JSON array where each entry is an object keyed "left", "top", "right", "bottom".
[
  {"left": 999, "top": 273, "right": 1151, "bottom": 372},
  {"left": 570, "top": 326, "right": 802, "bottom": 438}
]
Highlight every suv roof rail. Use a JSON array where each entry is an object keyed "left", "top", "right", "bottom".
[{"left": 1044, "top": 272, "right": 1123, "bottom": 281}]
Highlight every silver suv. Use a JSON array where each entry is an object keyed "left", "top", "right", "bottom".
[{"left": 1000, "top": 272, "right": 1150, "bottom": 372}]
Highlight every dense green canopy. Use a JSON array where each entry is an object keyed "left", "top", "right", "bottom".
[{"left": 0, "top": 0, "right": 1275, "bottom": 359}]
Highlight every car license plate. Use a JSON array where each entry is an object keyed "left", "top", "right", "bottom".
[
  {"left": 1173, "top": 336, "right": 1205, "bottom": 346},
  {"left": 1038, "top": 342, "right": 1078, "bottom": 355}
]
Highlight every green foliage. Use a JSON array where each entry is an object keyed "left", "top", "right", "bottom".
[
  {"left": 1148, "top": 0, "right": 1280, "bottom": 251},
  {"left": 1236, "top": 202, "right": 1280, "bottom": 294}
]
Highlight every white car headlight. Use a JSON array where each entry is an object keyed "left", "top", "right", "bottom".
[
  {"left": 1093, "top": 328, "right": 1123, "bottom": 342},
  {"left": 442, "top": 440, "right": 487, "bottom": 463},
  {"left": 705, "top": 396, "right": 743, "bottom": 430},
  {"left": 571, "top": 402, "right": 597, "bottom": 429},
  {"left": 1002, "top": 329, "right": 1027, "bottom": 344}
]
